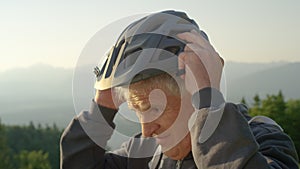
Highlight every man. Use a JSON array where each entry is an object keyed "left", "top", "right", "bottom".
[{"left": 60, "top": 10, "right": 299, "bottom": 169}]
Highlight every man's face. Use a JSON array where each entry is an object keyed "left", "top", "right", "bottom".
[{"left": 128, "top": 82, "right": 194, "bottom": 160}]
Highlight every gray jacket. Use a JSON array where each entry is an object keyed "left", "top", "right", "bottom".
[{"left": 60, "top": 101, "right": 299, "bottom": 169}]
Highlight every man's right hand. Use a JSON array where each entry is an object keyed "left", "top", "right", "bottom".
[
  {"left": 94, "top": 89, "right": 124, "bottom": 110},
  {"left": 177, "top": 30, "right": 224, "bottom": 95}
]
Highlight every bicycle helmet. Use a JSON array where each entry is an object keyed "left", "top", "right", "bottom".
[{"left": 94, "top": 10, "right": 209, "bottom": 90}]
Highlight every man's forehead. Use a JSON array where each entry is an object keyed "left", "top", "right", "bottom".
[
  {"left": 129, "top": 87, "right": 168, "bottom": 103},
  {"left": 129, "top": 81, "right": 171, "bottom": 95},
  {"left": 128, "top": 88, "right": 180, "bottom": 110}
]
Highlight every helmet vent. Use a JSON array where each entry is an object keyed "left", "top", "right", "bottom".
[
  {"left": 164, "top": 46, "right": 181, "bottom": 56},
  {"left": 124, "top": 47, "right": 142, "bottom": 59},
  {"left": 120, "top": 48, "right": 142, "bottom": 69}
]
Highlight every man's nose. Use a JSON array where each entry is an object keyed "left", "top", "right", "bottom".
[{"left": 141, "top": 122, "right": 160, "bottom": 137}]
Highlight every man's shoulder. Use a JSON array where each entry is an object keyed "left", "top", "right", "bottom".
[{"left": 224, "top": 102, "right": 283, "bottom": 133}]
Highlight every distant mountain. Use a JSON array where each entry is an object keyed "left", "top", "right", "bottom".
[
  {"left": 0, "top": 64, "right": 74, "bottom": 127},
  {"left": 224, "top": 61, "right": 288, "bottom": 82},
  {"left": 0, "top": 62, "right": 300, "bottom": 129},
  {"left": 226, "top": 62, "right": 300, "bottom": 103}
]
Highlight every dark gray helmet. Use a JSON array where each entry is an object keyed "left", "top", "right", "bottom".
[{"left": 94, "top": 10, "right": 209, "bottom": 90}]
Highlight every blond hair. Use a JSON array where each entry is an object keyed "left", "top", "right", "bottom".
[{"left": 115, "top": 73, "right": 184, "bottom": 109}]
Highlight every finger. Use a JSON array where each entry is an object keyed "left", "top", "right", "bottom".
[
  {"left": 179, "top": 51, "right": 203, "bottom": 69},
  {"left": 183, "top": 43, "right": 193, "bottom": 52},
  {"left": 178, "top": 52, "right": 186, "bottom": 79},
  {"left": 191, "top": 29, "right": 209, "bottom": 43},
  {"left": 186, "top": 43, "right": 224, "bottom": 67},
  {"left": 177, "top": 30, "right": 211, "bottom": 50},
  {"left": 177, "top": 31, "right": 198, "bottom": 44},
  {"left": 184, "top": 43, "right": 204, "bottom": 53},
  {"left": 219, "top": 56, "right": 224, "bottom": 67},
  {"left": 177, "top": 51, "right": 197, "bottom": 79}
]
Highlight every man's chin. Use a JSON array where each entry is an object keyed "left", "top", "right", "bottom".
[
  {"left": 161, "top": 134, "right": 192, "bottom": 160},
  {"left": 163, "top": 147, "right": 181, "bottom": 160}
]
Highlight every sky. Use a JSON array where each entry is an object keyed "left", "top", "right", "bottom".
[{"left": 0, "top": 0, "right": 299, "bottom": 72}]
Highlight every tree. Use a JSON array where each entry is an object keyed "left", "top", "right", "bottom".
[
  {"left": 253, "top": 94, "right": 261, "bottom": 107},
  {"left": 249, "top": 94, "right": 262, "bottom": 116},
  {"left": 260, "top": 91, "right": 286, "bottom": 125},
  {"left": 284, "top": 99, "right": 300, "bottom": 154},
  {"left": 249, "top": 91, "right": 286, "bottom": 124},
  {"left": 16, "top": 150, "right": 51, "bottom": 169},
  {"left": 0, "top": 118, "right": 13, "bottom": 169},
  {"left": 240, "top": 97, "right": 247, "bottom": 106},
  {"left": 5, "top": 122, "right": 62, "bottom": 169},
  {"left": 248, "top": 91, "right": 300, "bottom": 155}
]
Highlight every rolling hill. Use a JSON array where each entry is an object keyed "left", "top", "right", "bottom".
[
  {"left": 0, "top": 62, "right": 299, "bottom": 129},
  {"left": 225, "top": 62, "right": 300, "bottom": 103}
]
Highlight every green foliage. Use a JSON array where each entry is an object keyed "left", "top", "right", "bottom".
[
  {"left": 284, "top": 99, "right": 300, "bottom": 154},
  {"left": 253, "top": 94, "right": 261, "bottom": 107},
  {"left": 0, "top": 121, "right": 62, "bottom": 169},
  {"left": 248, "top": 91, "right": 300, "bottom": 155},
  {"left": 15, "top": 150, "right": 51, "bottom": 169},
  {"left": 1, "top": 91, "right": 299, "bottom": 168},
  {"left": 0, "top": 120, "right": 13, "bottom": 169},
  {"left": 240, "top": 97, "right": 247, "bottom": 106}
]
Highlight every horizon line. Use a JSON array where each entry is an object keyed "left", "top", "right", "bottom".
[{"left": 1, "top": 60, "right": 300, "bottom": 73}]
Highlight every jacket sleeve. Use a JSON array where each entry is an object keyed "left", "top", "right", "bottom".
[
  {"left": 60, "top": 100, "right": 129, "bottom": 169},
  {"left": 189, "top": 89, "right": 299, "bottom": 169}
]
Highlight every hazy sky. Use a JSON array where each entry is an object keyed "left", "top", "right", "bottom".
[{"left": 0, "top": 0, "right": 299, "bottom": 71}]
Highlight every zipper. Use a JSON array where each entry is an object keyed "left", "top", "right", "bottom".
[{"left": 175, "top": 160, "right": 182, "bottom": 169}]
